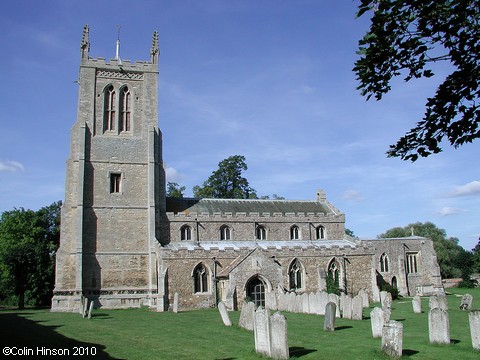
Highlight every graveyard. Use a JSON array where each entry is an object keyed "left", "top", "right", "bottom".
[{"left": 0, "top": 287, "right": 479, "bottom": 359}]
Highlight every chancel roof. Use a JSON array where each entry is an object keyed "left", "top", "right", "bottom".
[{"left": 166, "top": 197, "right": 338, "bottom": 215}]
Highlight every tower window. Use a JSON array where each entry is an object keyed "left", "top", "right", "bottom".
[
  {"left": 180, "top": 225, "right": 191, "bottom": 241},
  {"left": 110, "top": 173, "right": 122, "bottom": 193},
  {"left": 220, "top": 225, "right": 231, "bottom": 240},
  {"left": 104, "top": 85, "right": 116, "bottom": 132},
  {"left": 316, "top": 225, "right": 326, "bottom": 239},
  {"left": 290, "top": 225, "right": 300, "bottom": 240},
  {"left": 256, "top": 225, "right": 267, "bottom": 240},
  {"left": 120, "top": 86, "right": 131, "bottom": 132}
]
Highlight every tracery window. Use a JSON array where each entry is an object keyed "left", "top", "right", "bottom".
[
  {"left": 289, "top": 258, "right": 303, "bottom": 290},
  {"left": 380, "top": 253, "right": 389, "bottom": 272},
  {"left": 256, "top": 225, "right": 267, "bottom": 240},
  {"left": 180, "top": 225, "right": 191, "bottom": 241},
  {"left": 316, "top": 225, "right": 326, "bottom": 239},
  {"left": 406, "top": 252, "right": 419, "bottom": 273},
  {"left": 119, "top": 86, "right": 131, "bottom": 132},
  {"left": 290, "top": 225, "right": 300, "bottom": 240},
  {"left": 193, "top": 263, "right": 208, "bottom": 293},
  {"left": 104, "top": 85, "right": 116, "bottom": 132},
  {"left": 220, "top": 225, "right": 231, "bottom": 240}
]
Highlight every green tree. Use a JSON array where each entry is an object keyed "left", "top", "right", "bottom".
[
  {"left": 355, "top": 1, "right": 480, "bottom": 161},
  {"left": 378, "top": 221, "right": 466, "bottom": 278},
  {"left": 193, "top": 155, "right": 257, "bottom": 199},
  {"left": 472, "top": 238, "right": 480, "bottom": 273},
  {"left": 0, "top": 201, "right": 61, "bottom": 308},
  {"left": 166, "top": 182, "right": 185, "bottom": 198}
]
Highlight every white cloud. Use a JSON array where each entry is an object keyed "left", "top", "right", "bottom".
[
  {"left": 0, "top": 160, "right": 25, "bottom": 172},
  {"left": 436, "top": 207, "right": 467, "bottom": 216},
  {"left": 166, "top": 167, "right": 184, "bottom": 183},
  {"left": 342, "top": 189, "right": 364, "bottom": 202},
  {"left": 449, "top": 180, "right": 480, "bottom": 197}
]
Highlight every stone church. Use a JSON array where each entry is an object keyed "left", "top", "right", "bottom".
[{"left": 51, "top": 27, "right": 443, "bottom": 313}]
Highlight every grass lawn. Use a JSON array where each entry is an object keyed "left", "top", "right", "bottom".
[{"left": 0, "top": 287, "right": 479, "bottom": 359}]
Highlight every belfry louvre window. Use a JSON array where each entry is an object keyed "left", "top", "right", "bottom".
[
  {"left": 104, "top": 85, "right": 116, "bottom": 132},
  {"left": 180, "top": 225, "right": 191, "bottom": 241},
  {"left": 110, "top": 173, "right": 122, "bottom": 193},
  {"left": 193, "top": 263, "right": 208, "bottom": 293},
  {"left": 406, "top": 252, "right": 419, "bottom": 274},
  {"left": 119, "top": 86, "right": 131, "bottom": 132},
  {"left": 220, "top": 225, "right": 231, "bottom": 240}
]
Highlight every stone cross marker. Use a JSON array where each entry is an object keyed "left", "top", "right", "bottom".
[
  {"left": 87, "top": 301, "right": 94, "bottom": 319},
  {"left": 218, "top": 301, "right": 232, "bottom": 326},
  {"left": 412, "top": 295, "right": 422, "bottom": 314},
  {"left": 254, "top": 306, "right": 271, "bottom": 358},
  {"left": 173, "top": 292, "right": 179, "bottom": 313},
  {"left": 469, "top": 311, "right": 480, "bottom": 351},
  {"left": 239, "top": 302, "right": 255, "bottom": 331},
  {"left": 429, "top": 308, "right": 450, "bottom": 344},
  {"left": 324, "top": 302, "right": 336, "bottom": 332},
  {"left": 370, "top": 307, "right": 385, "bottom": 338},
  {"left": 460, "top": 294, "right": 473, "bottom": 311},
  {"left": 381, "top": 320, "right": 403, "bottom": 358},
  {"left": 270, "top": 312, "right": 289, "bottom": 360}
]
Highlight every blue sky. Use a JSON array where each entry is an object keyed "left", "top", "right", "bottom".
[{"left": 0, "top": 1, "right": 479, "bottom": 250}]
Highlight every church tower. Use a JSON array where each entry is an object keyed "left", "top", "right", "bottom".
[{"left": 52, "top": 26, "right": 165, "bottom": 311}]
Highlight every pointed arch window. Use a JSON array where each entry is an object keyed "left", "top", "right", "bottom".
[
  {"left": 290, "top": 225, "right": 300, "bottom": 240},
  {"left": 180, "top": 225, "right": 191, "bottom": 241},
  {"left": 220, "top": 225, "right": 231, "bottom": 240},
  {"left": 327, "top": 258, "right": 341, "bottom": 294},
  {"left": 256, "top": 225, "right": 267, "bottom": 240},
  {"left": 104, "top": 85, "right": 116, "bottom": 132},
  {"left": 289, "top": 258, "right": 303, "bottom": 290},
  {"left": 193, "top": 263, "right": 208, "bottom": 293},
  {"left": 316, "top": 225, "right": 326, "bottom": 239},
  {"left": 119, "top": 86, "right": 131, "bottom": 132},
  {"left": 380, "top": 253, "right": 389, "bottom": 272}
]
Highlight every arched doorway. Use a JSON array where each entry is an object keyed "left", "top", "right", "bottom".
[
  {"left": 391, "top": 276, "right": 398, "bottom": 289},
  {"left": 246, "top": 276, "right": 265, "bottom": 307}
]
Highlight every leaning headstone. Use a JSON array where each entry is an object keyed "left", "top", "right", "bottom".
[
  {"left": 324, "top": 302, "right": 336, "bottom": 332},
  {"left": 412, "top": 295, "right": 422, "bottom": 314},
  {"left": 79, "top": 295, "right": 85, "bottom": 316},
  {"left": 254, "top": 306, "right": 271, "bottom": 357},
  {"left": 352, "top": 295, "right": 363, "bottom": 320},
  {"left": 382, "top": 320, "right": 403, "bottom": 358},
  {"left": 173, "top": 292, "right": 179, "bottom": 313},
  {"left": 82, "top": 299, "right": 89, "bottom": 318},
  {"left": 343, "top": 295, "right": 352, "bottom": 319},
  {"left": 460, "top": 294, "right": 473, "bottom": 311},
  {"left": 218, "top": 301, "right": 232, "bottom": 326},
  {"left": 87, "top": 301, "right": 94, "bottom": 319},
  {"left": 270, "top": 312, "right": 289, "bottom": 360},
  {"left": 429, "top": 308, "right": 450, "bottom": 344},
  {"left": 239, "top": 302, "right": 255, "bottom": 331},
  {"left": 370, "top": 307, "right": 385, "bottom": 338},
  {"left": 469, "top": 311, "right": 480, "bottom": 351}
]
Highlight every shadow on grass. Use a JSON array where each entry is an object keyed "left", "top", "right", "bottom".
[
  {"left": 451, "top": 339, "right": 461, "bottom": 344},
  {"left": 0, "top": 313, "right": 123, "bottom": 359},
  {"left": 403, "top": 349, "right": 420, "bottom": 356},
  {"left": 289, "top": 346, "right": 317, "bottom": 358},
  {"left": 335, "top": 326, "right": 353, "bottom": 331}
]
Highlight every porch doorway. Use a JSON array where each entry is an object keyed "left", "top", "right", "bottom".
[{"left": 246, "top": 276, "right": 265, "bottom": 307}]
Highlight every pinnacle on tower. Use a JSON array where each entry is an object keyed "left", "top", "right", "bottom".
[
  {"left": 150, "top": 31, "right": 159, "bottom": 64},
  {"left": 80, "top": 24, "right": 90, "bottom": 60}
]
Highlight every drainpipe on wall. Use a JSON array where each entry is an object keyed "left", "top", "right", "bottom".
[
  {"left": 195, "top": 218, "right": 200, "bottom": 246},
  {"left": 212, "top": 257, "right": 218, "bottom": 306}
]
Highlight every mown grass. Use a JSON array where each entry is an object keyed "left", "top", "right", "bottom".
[{"left": 0, "top": 287, "right": 478, "bottom": 359}]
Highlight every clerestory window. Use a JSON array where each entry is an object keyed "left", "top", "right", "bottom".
[
  {"left": 180, "top": 225, "right": 191, "bottom": 241},
  {"left": 220, "top": 225, "right": 231, "bottom": 241},
  {"left": 290, "top": 225, "right": 300, "bottom": 240}
]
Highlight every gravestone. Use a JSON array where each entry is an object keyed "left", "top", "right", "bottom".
[
  {"left": 301, "top": 293, "right": 310, "bottom": 314},
  {"left": 412, "top": 295, "right": 422, "bottom": 314},
  {"left": 82, "top": 299, "right": 89, "bottom": 318},
  {"left": 239, "top": 302, "right": 255, "bottom": 331},
  {"left": 358, "top": 289, "right": 369, "bottom": 308},
  {"left": 173, "top": 292, "right": 179, "bottom": 313},
  {"left": 469, "top": 311, "right": 480, "bottom": 351},
  {"left": 460, "top": 294, "right": 473, "bottom": 311},
  {"left": 382, "top": 293, "right": 392, "bottom": 323},
  {"left": 352, "top": 295, "right": 363, "bottom": 320},
  {"left": 79, "top": 295, "right": 85, "bottom": 316},
  {"left": 318, "top": 268, "right": 327, "bottom": 292},
  {"left": 87, "top": 301, "right": 94, "bottom": 319},
  {"left": 380, "top": 291, "right": 388, "bottom": 306},
  {"left": 270, "top": 312, "right": 289, "bottom": 360},
  {"left": 381, "top": 320, "right": 403, "bottom": 358},
  {"left": 324, "top": 302, "right": 336, "bottom": 332},
  {"left": 370, "top": 307, "right": 384, "bottom": 338},
  {"left": 265, "top": 291, "right": 277, "bottom": 310},
  {"left": 430, "top": 295, "right": 448, "bottom": 311},
  {"left": 254, "top": 306, "right": 271, "bottom": 357},
  {"left": 328, "top": 293, "right": 341, "bottom": 318},
  {"left": 429, "top": 308, "right": 450, "bottom": 344},
  {"left": 342, "top": 295, "right": 352, "bottom": 319},
  {"left": 438, "top": 294, "right": 449, "bottom": 310},
  {"left": 218, "top": 301, "right": 232, "bottom": 326}
]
